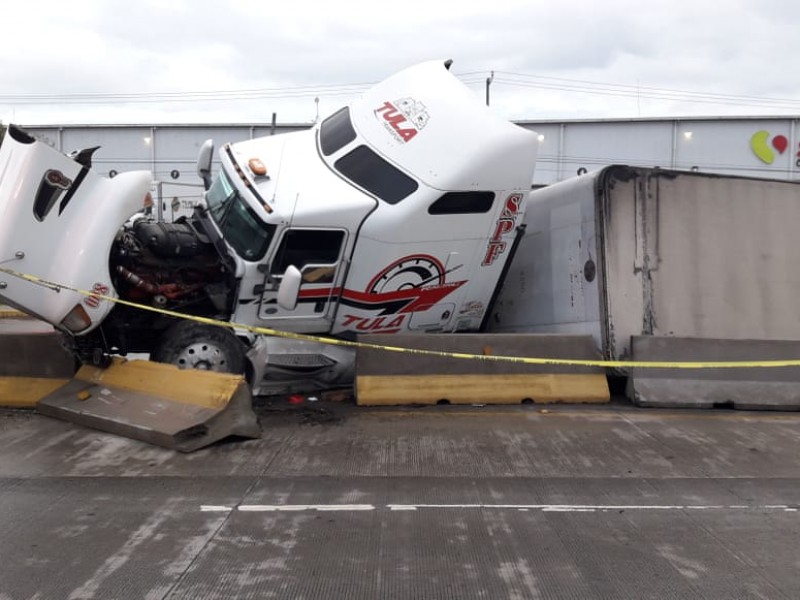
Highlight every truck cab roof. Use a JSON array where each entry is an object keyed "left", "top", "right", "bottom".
[
  {"left": 222, "top": 60, "right": 538, "bottom": 234},
  {"left": 346, "top": 59, "right": 537, "bottom": 193}
]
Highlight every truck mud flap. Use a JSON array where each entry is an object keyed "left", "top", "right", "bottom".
[
  {"left": 36, "top": 359, "right": 261, "bottom": 452},
  {"left": 356, "top": 333, "right": 609, "bottom": 405},
  {"left": 628, "top": 336, "right": 800, "bottom": 410},
  {"left": 0, "top": 319, "right": 77, "bottom": 408}
]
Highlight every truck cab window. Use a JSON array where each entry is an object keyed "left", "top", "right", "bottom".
[
  {"left": 334, "top": 145, "right": 418, "bottom": 204},
  {"left": 272, "top": 229, "right": 345, "bottom": 284},
  {"left": 428, "top": 191, "right": 495, "bottom": 215},
  {"left": 320, "top": 107, "right": 357, "bottom": 156}
]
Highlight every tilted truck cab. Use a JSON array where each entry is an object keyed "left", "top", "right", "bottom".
[
  {"left": 207, "top": 60, "right": 538, "bottom": 341},
  {"left": 0, "top": 60, "right": 538, "bottom": 394}
]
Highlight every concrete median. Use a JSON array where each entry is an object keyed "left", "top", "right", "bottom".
[
  {"left": 356, "top": 333, "right": 609, "bottom": 406},
  {"left": 0, "top": 320, "right": 77, "bottom": 408},
  {"left": 628, "top": 336, "right": 800, "bottom": 410},
  {"left": 36, "top": 358, "right": 261, "bottom": 452}
]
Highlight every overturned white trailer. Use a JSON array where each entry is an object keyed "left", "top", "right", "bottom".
[{"left": 489, "top": 165, "right": 800, "bottom": 408}]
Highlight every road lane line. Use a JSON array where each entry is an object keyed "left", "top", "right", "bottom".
[
  {"left": 206, "top": 503, "right": 800, "bottom": 513},
  {"left": 237, "top": 504, "right": 375, "bottom": 512}
]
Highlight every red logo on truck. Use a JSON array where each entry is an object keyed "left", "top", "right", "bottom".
[
  {"left": 335, "top": 254, "right": 465, "bottom": 333},
  {"left": 84, "top": 282, "right": 110, "bottom": 309},
  {"left": 482, "top": 193, "right": 524, "bottom": 266},
  {"left": 375, "top": 98, "right": 429, "bottom": 143}
]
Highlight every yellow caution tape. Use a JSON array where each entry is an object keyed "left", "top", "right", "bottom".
[
  {"left": 2, "top": 264, "right": 800, "bottom": 369},
  {"left": 0, "top": 309, "right": 26, "bottom": 319}
]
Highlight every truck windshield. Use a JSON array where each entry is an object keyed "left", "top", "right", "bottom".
[{"left": 206, "top": 171, "right": 275, "bottom": 261}]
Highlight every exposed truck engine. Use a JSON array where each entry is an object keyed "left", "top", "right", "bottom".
[{"left": 97, "top": 217, "right": 234, "bottom": 357}]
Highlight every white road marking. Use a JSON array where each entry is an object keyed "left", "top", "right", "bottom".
[
  {"left": 202, "top": 503, "right": 800, "bottom": 513},
  {"left": 238, "top": 504, "right": 375, "bottom": 512}
]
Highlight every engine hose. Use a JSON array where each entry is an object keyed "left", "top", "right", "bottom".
[
  {"left": 116, "top": 266, "right": 205, "bottom": 300},
  {"left": 116, "top": 265, "right": 159, "bottom": 294}
]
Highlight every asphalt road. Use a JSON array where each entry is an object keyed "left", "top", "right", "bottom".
[{"left": 1, "top": 400, "right": 799, "bottom": 599}]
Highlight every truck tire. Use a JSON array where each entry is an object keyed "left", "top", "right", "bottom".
[{"left": 152, "top": 321, "right": 245, "bottom": 375}]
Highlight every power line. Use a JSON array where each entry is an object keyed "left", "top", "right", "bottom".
[
  {"left": 497, "top": 71, "right": 800, "bottom": 104},
  {"left": 0, "top": 82, "right": 376, "bottom": 105},
  {"left": 488, "top": 71, "right": 800, "bottom": 111},
  {"left": 3, "top": 70, "right": 800, "bottom": 112}
]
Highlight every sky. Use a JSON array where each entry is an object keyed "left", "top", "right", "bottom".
[{"left": 3, "top": 0, "right": 800, "bottom": 126}]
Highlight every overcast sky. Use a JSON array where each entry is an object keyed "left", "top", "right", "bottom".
[{"left": 3, "top": 0, "right": 800, "bottom": 126}]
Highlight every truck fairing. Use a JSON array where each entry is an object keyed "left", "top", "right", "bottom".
[{"left": 349, "top": 60, "right": 536, "bottom": 192}]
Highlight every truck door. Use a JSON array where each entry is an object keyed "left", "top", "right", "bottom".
[{"left": 258, "top": 228, "right": 348, "bottom": 330}]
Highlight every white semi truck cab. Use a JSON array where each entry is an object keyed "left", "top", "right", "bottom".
[{"left": 0, "top": 60, "right": 538, "bottom": 393}]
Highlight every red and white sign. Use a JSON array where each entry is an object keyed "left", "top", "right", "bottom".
[{"left": 482, "top": 193, "right": 523, "bottom": 266}]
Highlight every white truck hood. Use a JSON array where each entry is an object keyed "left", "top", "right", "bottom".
[{"left": 0, "top": 126, "right": 152, "bottom": 332}]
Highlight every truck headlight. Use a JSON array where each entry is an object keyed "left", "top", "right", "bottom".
[{"left": 60, "top": 304, "right": 92, "bottom": 333}]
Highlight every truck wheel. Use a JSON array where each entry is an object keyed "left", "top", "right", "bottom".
[{"left": 152, "top": 321, "right": 245, "bottom": 374}]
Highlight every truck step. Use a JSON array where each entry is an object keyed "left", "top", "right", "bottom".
[{"left": 268, "top": 353, "right": 337, "bottom": 371}]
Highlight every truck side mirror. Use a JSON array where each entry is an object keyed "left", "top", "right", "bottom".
[
  {"left": 277, "top": 265, "right": 302, "bottom": 311},
  {"left": 197, "top": 139, "right": 214, "bottom": 190}
]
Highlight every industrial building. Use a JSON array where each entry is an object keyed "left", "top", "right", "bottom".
[{"left": 18, "top": 115, "right": 800, "bottom": 218}]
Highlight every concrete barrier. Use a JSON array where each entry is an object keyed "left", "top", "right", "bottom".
[
  {"left": 37, "top": 359, "right": 261, "bottom": 452},
  {"left": 0, "top": 324, "right": 77, "bottom": 408},
  {"left": 356, "top": 334, "right": 609, "bottom": 406},
  {"left": 628, "top": 336, "right": 800, "bottom": 410}
]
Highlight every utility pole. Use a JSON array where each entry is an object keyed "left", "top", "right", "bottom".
[{"left": 485, "top": 71, "right": 494, "bottom": 106}]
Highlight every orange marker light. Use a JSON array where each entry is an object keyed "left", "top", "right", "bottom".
[{"left": 249, "top": 158, "right": 268, "bottom": 177}]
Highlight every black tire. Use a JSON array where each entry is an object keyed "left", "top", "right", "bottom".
[{"left": 152, "top": 321, "right": 245, "bottom": 374}]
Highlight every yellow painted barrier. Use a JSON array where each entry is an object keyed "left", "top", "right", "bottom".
[
  {"left": 36, "top": 358, "right": 261, "bottom": 452},
  {"left": 357, "top": 374, "right": 610, "bottom": 406}
]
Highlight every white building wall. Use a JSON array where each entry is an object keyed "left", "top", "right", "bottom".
[
  {"left": 20, "top": 117, "right": 800, "bottom": 190},
  {"left": 515, "top": 117, "right": 800, "bottom": 185}
]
